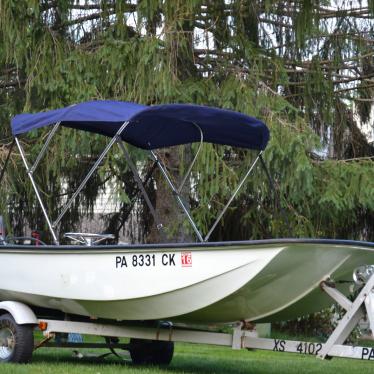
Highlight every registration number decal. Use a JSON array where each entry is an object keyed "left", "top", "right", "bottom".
[
  {"left": 272, "top": 339, "right": 322, "bottom": 355},
  {"left": 181, "top": 252, "right": 192, "bottom": 267},
  {"left": 115, "top": 253, "right": 176, "bottom": 268}
]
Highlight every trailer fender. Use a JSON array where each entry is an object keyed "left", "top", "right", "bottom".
[{"left": 0, "top": 301, "right": 38, "bottom": 325}]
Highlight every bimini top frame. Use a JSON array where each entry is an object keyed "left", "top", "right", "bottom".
[{"left": 7, "top": 101, "right": 270, "bottom": 244}]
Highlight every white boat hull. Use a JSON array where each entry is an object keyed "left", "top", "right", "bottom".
[{"left": 0, "top": 240, "right": 373, "bottom": 323}]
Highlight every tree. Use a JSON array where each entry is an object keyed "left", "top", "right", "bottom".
[{"left": 0, "top": 0, "right": 373, "bottom": 243}]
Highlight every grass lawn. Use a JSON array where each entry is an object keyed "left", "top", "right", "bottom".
[{"left": 0, "top": 341, "right": 373, "bottom": 374}]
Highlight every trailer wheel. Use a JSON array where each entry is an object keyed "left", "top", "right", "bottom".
[
  {"left": 0, "top": 313, "right": 34, "bottom": 363},
  {"left": 129, "top": 338, "right": 174, "bottom": 365}
]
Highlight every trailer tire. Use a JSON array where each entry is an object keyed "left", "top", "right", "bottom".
[
  {"left": 130, "top": 338, "right": 174, "bottom": 365},
  {"left": 0, "top": 313, "right": 34, "bottom": 363}
]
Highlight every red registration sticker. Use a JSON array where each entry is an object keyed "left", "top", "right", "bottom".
[{"left": 181, "top": 252, "right": 192, "bottom": 267}]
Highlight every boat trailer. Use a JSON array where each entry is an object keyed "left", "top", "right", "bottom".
[{"left": 1, "top": 269, "right": 373, "bottom": 364}]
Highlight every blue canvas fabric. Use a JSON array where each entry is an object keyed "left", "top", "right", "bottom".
[{"left": 11, "top": 100, "right": 269, "bottom": 150}]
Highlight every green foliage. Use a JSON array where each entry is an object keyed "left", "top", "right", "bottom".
[
  {"left": 2, "top": 340, "right": 374, "bottom": 373},
  {"left": 0, "top": 1, "right": 373, "bottom": 243}
]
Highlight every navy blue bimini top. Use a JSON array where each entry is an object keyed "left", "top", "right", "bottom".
[{"left": 11, "top": 101, "right": 270, "bottom": 151}]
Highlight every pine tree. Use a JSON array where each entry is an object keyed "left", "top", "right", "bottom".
[{"left": 0, "top": 1, "right": 373, "bottom": 242}]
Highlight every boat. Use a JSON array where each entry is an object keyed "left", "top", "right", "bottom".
[
  {"left": 1, "top": 239, "right": 374, "bottom": 325},
  {"left": 1, "top": 101, "right": 373, "bottom": 325}
]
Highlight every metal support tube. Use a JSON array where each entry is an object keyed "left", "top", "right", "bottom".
[
  {"left": 177, "top": 123, "right": 203, "bottom": 194},
  {"left": 41, "top": 319, "right": 233, "bottom": 346},
  {"left": 53, "top": 121, "right": 129, "bottom": 228},
  {"left": 150, "top": 150, "right": 204, "bottom": 242},
  {"left": 117, "top": 141, "right": 166, "bottom": 240},
  {"left": 318, "top": 273, "right": 374, "bottom": 359},
  {"left": 15, "top": 137, "right": 59, "bottom": 244},
  {"left": 320, "top": 282, "right": 353, "bottom": 311},
  {"left": 204, "top": 151, "right": 262, "bottom": 242},
  {"left": 30, "top": 122, "right": 60, "bottom": 173},
  {"left": 364, "top": 289, "right": 374, "bottom": 335}
]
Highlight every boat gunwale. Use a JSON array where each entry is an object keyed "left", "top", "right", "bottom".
[{"left": 0, "top": 238, "right": 373, "bottom": 254}]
